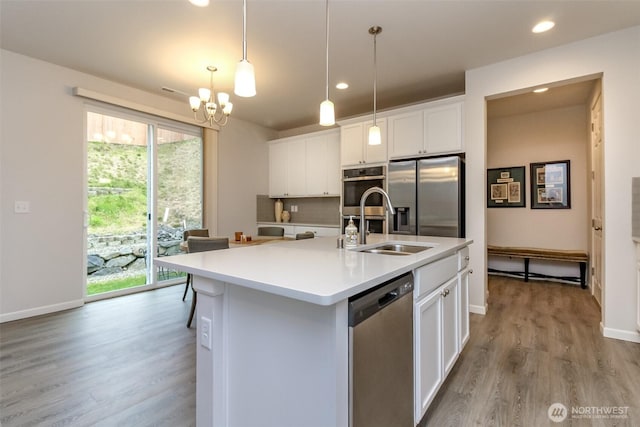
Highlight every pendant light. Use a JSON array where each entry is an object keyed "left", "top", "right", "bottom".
[
  {"left": 368, "top": 26, "right": 382, "bottom": 145},
  {"left": 319, "top": 0, "right": 335, "bottom": 126},
  {"left": 234, "top": 0, "right": 256, "bottom": 97}
]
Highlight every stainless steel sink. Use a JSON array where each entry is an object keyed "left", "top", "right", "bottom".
[{"left": 358, "top": 243, "right": 432, "bottom": 256}]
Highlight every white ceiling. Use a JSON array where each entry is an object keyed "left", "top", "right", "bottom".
[{"left": 2, "top": 1, "right": 639, "bottom": 130}]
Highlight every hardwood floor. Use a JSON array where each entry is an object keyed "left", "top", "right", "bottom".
[
  {"left": 2, "top": 277, "right": 639, "bottom": 426},
  {"left": 0, "top": 285, "right": 196, "bottom": 427},
  {"left": 422, "top": 275, "right": 640, "bottom": 426}
]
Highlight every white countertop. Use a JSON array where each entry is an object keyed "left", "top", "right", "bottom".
[{"left": 155, "top": 234, "right": 472, "bottom": 306}]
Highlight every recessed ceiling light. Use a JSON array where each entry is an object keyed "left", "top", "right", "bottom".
[
  {"left": 336, "top": 82, "right": 349, "bottom": 90},
  {"left": 533, "top": 87, "right": 549, "bottom": 93},
  {"left": 532, "top": 20, "right": 555, "bottom": 33},
  {"left": 189, "top": 0, "right": 209, "bottom": 7}
]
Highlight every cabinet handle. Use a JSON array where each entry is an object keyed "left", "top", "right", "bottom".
[
  {"left": 465, "top": 256, "right": 469, "bottom": 260},
  {"left": 469, "top": 269, "right": 474, "bottom": 274}
]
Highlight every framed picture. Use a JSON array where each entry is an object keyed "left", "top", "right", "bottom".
[
  {"left": 487, "top": 166, "right": 526, "bottom": 208},
  {"left": 530, "top": 160, "right": 571, "bottom": 209}
]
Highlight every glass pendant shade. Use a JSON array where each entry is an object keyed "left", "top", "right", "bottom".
[
  {"left": 368, "top": 125, "right": 381, "bottom": 145},
  {"left": 198, "top": 87, "right": 211, "bottom": 102},
  {"left": 217, "top": 92, "right": 230, "bottom": 106},
  {"left": 205, "top": 102, "right": 217, "bottom": 115},
  {"left": 234, "top": 59, "right": 256, "bottom": 97},
  {"left": 222, "top": 102, "right": 233, "bottom": 115},
  {"left": 319, "top": 99, "right": 335, "bottom": 126},
  {"left": 189, "top": 96, "right": 201, "bottom": 111}
]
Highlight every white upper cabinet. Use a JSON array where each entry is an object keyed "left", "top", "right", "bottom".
[
  {"left": 388, "top": 110, "right": 424, "bottom": 158},
  {"left": 268, "top": 129, "right": 340, "bottom": 198},
  {"left": 269, "top": 141, "right": 289, "bottom": 197},
  {"left": 388, "top": 96, "right": 464, "bottom": 159},
  {"left": 287, "top": 139, "right": 307, "bottom": 196},
  {"left": 424, "top": 101, "right": 463, "bottom": 155},
  {"left": 305, "top": 132, "right": 340, "bottom": 196},
  {"left": 340, "top": 118, "right": 387, "bottom": 167}
]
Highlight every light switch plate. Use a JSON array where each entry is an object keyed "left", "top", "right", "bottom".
[
  {"left": 200, "top": 316, "right": 212, "bottom": 350},
  {"left": 14, "top": 201, "right": 30, "bottom": 214}
]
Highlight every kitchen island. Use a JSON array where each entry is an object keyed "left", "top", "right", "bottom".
[{"left": 156, "top": 233, "right": 472, "bottom": 427}]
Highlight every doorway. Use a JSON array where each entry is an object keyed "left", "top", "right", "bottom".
[
  {"left": 85, "top": 108, "right": 203, "bottom": 298},
  {"left": 485, "top": 78, "right": 601, "bottom": 303}
]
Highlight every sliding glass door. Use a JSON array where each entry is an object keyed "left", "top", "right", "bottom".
[
  {"left": 85, "top": 108, "right": 202, "bottom": 298},
  {"left": 155, "top": 126, "right": 203, "bottom": 281}
]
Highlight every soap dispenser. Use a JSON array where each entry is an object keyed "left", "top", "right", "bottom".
[{"left": 345, "top": 216, "right": 358, "bottom": 247}]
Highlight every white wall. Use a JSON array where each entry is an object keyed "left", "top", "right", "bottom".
[
  {"left": 466, "top": 26, "right": 640, "bottom": 342},
  {"left": 487, "top": 105, "right": 589, "bottom": 250},
  {"left": 217, "top": 119, "right": 275, "bottom": 238},
  {"left": 0, "top": 50, "right": 272, "bottom": 321}
]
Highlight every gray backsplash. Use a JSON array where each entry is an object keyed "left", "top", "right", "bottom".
[
  {"left": 633, "top": 177, "right": 640, "bottom": 239},
  {"left": 257, "top": 195, "right": 340, "bottom": 225}
]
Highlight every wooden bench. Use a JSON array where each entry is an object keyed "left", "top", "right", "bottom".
[{"left": 487, "top": 245, "right": 589, "bottom": 289}]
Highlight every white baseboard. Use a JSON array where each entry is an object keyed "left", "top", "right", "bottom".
[
  {"left": 601, "top": 322, "right": 640, "bottom": 343},
  {"left": 469, "top": 304, "right": 487, "bottom": 315},
  {"left": 0, "top": 299, "right": 84, "bottom": 323}
]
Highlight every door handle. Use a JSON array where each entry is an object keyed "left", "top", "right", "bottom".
[
  {"left": 594, "top": 226, "right": 602, "bottom": 231},
  {"left": 378, "top": 291, "right": 398, "bottom": 307}
]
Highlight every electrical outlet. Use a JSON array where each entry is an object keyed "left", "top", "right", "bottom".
[{"left": 200, "top": 316, "right": 212, "bottom": 350}]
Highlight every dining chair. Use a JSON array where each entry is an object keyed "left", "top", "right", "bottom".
[
  {"left": 185, "top": 236, "right": 229, "bottom": 328},
  {"left": 182, "top": 229, "right": 209, "bottom": 301},
  {"left": 257, "top": 226, "right": 285, "bottom": 237},
  {"left": 295, "top": 231, "right": 315, "bottom": 240}
]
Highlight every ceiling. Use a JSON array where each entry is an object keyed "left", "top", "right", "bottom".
[{"left": 2, "top": 1, "right": 639, "bottom": 131}]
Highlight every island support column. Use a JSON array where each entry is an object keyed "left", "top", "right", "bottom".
[
  {"left": 192, "top": 276, "right": 227, "bottom": 427},
  {"left": 193, "top": 275, "right": 350, "bottom": 427}
]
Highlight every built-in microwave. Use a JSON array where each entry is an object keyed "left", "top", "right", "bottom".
[{"left": 342, "top": 166, "right": 386, "bottom": 218}]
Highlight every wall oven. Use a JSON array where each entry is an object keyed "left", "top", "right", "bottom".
[{"left": 342, "top": 166, "right": 386, "bottom": 233}]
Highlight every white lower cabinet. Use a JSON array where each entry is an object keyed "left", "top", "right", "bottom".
[
  {"left": 414, "top": 248, "right": 469, "bottom": 424},
  {"left": 459, "top": 268, "right": 470, "bottom": 346},
  {"left": 636, "top": 243, "right": 640, "bottom": 332},
  {"left": 415, "top": 286, "right": 443, "bottom": 422},
  {"left": 441, "top": 277, "right": 459, "bottom": 376}
]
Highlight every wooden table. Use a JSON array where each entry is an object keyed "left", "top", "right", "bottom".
[
  {"left": 229, "top": 236, "right": 290, "bottom": 247},
  {"left": 180, "top": 236, "right": 290, "bottom": 252}
]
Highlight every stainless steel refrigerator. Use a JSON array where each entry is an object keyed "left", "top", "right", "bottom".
[{"left": 388, "top": 156, "right": 465, "bottom": 237}]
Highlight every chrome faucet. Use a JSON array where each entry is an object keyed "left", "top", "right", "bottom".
[{"left": 359, "top": 187, "right": 395, "bottom": 244}]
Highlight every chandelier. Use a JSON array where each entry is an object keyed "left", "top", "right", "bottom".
[{"left": 189, "top": 66, "right": 233, "bottom": 127}]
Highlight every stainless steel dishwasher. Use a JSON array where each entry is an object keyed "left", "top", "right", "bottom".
[{"left": 348, "top": 272, "right": 414, "bottom": 427}]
